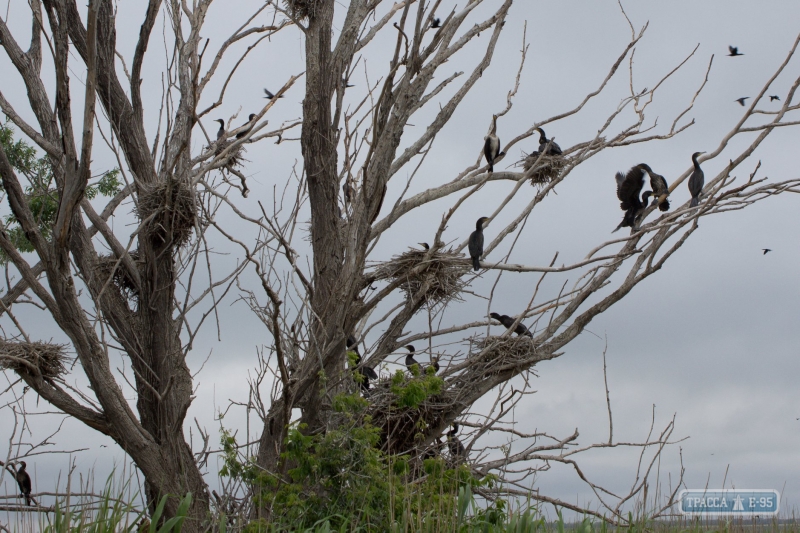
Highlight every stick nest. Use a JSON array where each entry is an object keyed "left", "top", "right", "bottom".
[
  {"left": 519, "top": 152, "right": 567, "bottom": 186},
  {"left": 473, "top": 335, "right": 539, "bottom": 366},
  {"left": 214, "top": 141, "right": 247, "bottom": 173},
  {"left": 0, "top": 340, "right": 69, "bottom": 379},
  {"left": 95, "top": 251, "right": 141, "bottom": 299},
  {"left": 372, "top": 248, "right": 470, "bottom": 307},
  {"left": 135, "top": 180, "right": 197, "bottom": 247},
  {"left": 364, "top": 374, "right": 455, "bottom": 456},
  {"left": 282, "top": 0, "right": 319, "bottom": 19}
]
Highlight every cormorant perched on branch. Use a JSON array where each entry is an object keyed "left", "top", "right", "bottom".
[
  {"left": 640, "top": 164, "right": 670, "bottom": 211},
  {"left": 348, "top": 336, "right": 377, "bottom": 394},
  {"left": 613, "top": 164, "right": 652, "bottom": 232},
  {"left": 483, "top": 115, "right": 501, "bottom": 173},
  {"left": 468, "top": 217, "right": 489, "bottom": 271},
  {"left": 536, "top": 127, "right": 562, "bottom": 156},
  {"left": 688, "top": 152, "right": 705, "bottom": 208},
  {"left": 235, "top": 114, "right": 257, "bottom": 139},
  {"left": 214, "top": 119, "right": 225, "bottom": 140},
  {"left": 735, "top": 97, "right": 749, "bottom": 106},
  {"left": 490, "top": 312, "right": 533, "bottom": 337},
  {"left": 404, "top": 345, "right": 420, "bottom": 371},
  {"left": 263, "top": 88, "right": 284, "bottom": 99},
  {"left": 447, "top": 423, "right": 466, "bottom": 460},
  {"left": 15, "top": 461, "right": 32, "bottom": 506},
  {"left": 728, "top": 45, "right": 743, "bottom": 57}
]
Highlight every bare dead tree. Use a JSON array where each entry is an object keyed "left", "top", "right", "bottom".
[
  {"left": 1, "top": 0, "right": 799, "bottom": 528},
  {"left": 208, "top": 0, "right": 800, "bottom": 523}
]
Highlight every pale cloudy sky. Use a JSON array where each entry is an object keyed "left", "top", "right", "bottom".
[{"left": 1, "top": 0, "right": 799, "bottom": 521}]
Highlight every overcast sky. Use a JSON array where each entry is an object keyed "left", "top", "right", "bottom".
[{"left": 1, "top": 0, "right": 799, "bottom": 522}]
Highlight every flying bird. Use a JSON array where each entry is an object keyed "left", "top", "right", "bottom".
[
  {"left": 263, "top": 88, "right": 284, "bottom": 99},
  {"left": 613, "top": 164, "right": 652, "bottom": 232},
  {"left": 640, "top": 164, "right": 670, "bottom": 211},
  {"left": 235, "top": 113, "right": 257, "bottom": 139},
  {"left": 536, "top": 127, "right": 563, "bottom": 156},
  {"left": 762, "top": 249, "right": 772, "bottom": 255},
  {"left": 735, "top": 97, "right": 749, "bottom": 106},
  {"left": 431, "top": 17, "right": 441, "bottom": 28},
  {"left": 483, "top": 115, "right": 502, "bottom": 173},
  {"left": 728, "top": 46, "right": 743, "bottom": 56},
  {"left": 769, "top": 95, "right": 781, "bottom": 102},
  {"left": 468, "top": 217, "right": 489, "bottom": 271},
  {"left": 688, "top": 152, "right": 705, "bottom": 208},
  {"left": 490, "top": 312, "right": 533, "bottom": 337}
]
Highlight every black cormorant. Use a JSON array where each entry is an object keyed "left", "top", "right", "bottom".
[
  {"left": 405, "top": 345, "right": 420, "bottom": 371},
  {"left": 429, "top": 355, "right": 440, "bottom": 374},
  {"left": 215, "top": 119, "right": 225, "bottom": 140},
  {"left": 468, "top": 217, "right": 489, "bottom": 271},
  {"left": 348, "top": 336, "right": 378, "bottom": 393},
  {"left": 640, "top": 164, "right": 670, "bottom": 212},
  {"left": 769, "top": 95, "right": 781, "bottom": 102},
  {"left": 735, "top": 97, "right": 749, "bottom": 106},
  {"left": 235, "top": 114, "right": 256, "bottom": 139},
  {"left": 489, "top": 312, "right": 533, "bottom": 337},
  {"left": 15, "top": 461, "right": 32, "bottom": 506},
  {"left": 613, "top": 164, "right": 652, "bottom": 232},
  {"left": 431, "top": 17, "right": 441, "bottom": 28},
  {"left": 447, "top": 423, "right": 466, "bottom": 460},
  {"left": 418, "top": 242, "right": 430, "bottom": 251},
  {"left": 536, "top": 127, "right": 562, "bottom": 156},
  {"left": 688, "top": 152, "right": 705, "bottom": 208},
  {"left": 342, "top": 180, "right": 352, "bottom": 205},
  {"left": 728, "top": 46, "right": 743, "bottom": 56},
  {"left": 263, "top": 88, "right": 284, "bottom": 99},
  {"left": 762, "top": 248, "right": 772, "bottom": 255},
  {"left": 483, "top": 115, "right": 501, "bottom": 173}
]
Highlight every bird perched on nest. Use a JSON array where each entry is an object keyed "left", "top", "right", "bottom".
[
  {"left": 214, "top": 119, "right": 225, "bottom": 140},
  {"left": 404, "top": 345, "right": 420, "bottom": 372},
  {"left": 613, "top": 164, "right": 652, "bottom": 233},
  {"left": 447, "top": 423, "right": 466, "bottom": 461},
  {"left": 418, "top": 242, "right": 430, "bottom": 251},
  {"left": 347, "top": 336, "right": 378, "bottom": 395},
  {"left": 15, "top": 461, "right": 32, "bottom": 506},
  {"left": 483, "top": 115, "right": 503, "bottom": 173},
  {"left": 490, "top": 312, "right": 533, "bottom": 337},
  {"left": 640, "top": 164, "right": 670, "bottom": 212},
  {"left": 536, "top": 127, "right": 562, "bottom": 156},
  {"left": 468, "top": 217, "right": 489, "bottom": 271},
  {"left": 235, "top": 114, "right": 257, "bottom": 139},
  {"left": 688, "top": 151, "right": 705, "bottom": 208},
  {"left": 728, "top": 45, "right": 744, "bottom": 57}
]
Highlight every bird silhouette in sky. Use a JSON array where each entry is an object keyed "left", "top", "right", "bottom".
[
  {"left": 728, "top": 46, "right": 743, "bottom": 56},
  {"left": 735, "top": 97, "right": 749, "bottom": 106}
]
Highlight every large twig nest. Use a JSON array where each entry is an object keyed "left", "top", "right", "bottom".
[
  {"left": 372, "top": 248, "right": 470, "bottom": 307},
  {"left": 214, "top": 141, "right": 247, "bottom": 173},
  {"left": 95, "top": 251, "right": 141, "bottom": 300},
  {"left": 467, "top": 335, "right": 540, "bottom": 379},
  {"left": 519, "top": 152, "right": 567, "bottom": 186},
  {"left": 282, "top": 0, "right": 319, "bottom": 20},
  {"left": 135, "top": 180, "right": 197, "bottom": 248},
  {"left": 0, "top": 340, "right": 68, "bottom": 379}
]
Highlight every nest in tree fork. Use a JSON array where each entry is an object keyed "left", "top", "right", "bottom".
[
  {"left": 135, "top": 180, "right": 197, "bottom": 248},
  {"left": 214, "top": 140, "right": 247, "bottom": 173},
  {"left": 519, "top": 152, "right": 567, "bottom": 186},
  {"left": 283, "top": 0, "right": 319, "bottom": 19},
  {"left": 372, "top": 248, "right": 471, "bottom": 307},
  {"left": 0, "top": 340, "right": 68, "bottom": 379},
  {"left": 95, "top": 250, "right": 141, "bottom": 298}
]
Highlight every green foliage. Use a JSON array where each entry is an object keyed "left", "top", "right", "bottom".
[
  {"left": 0, "top": 121, "right": 121, "bottom": 263},
  {"left": 390, "top": 368, "right": 444, "bottom": 409}
]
